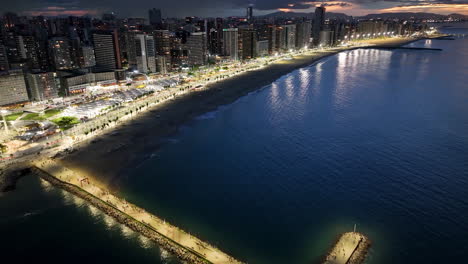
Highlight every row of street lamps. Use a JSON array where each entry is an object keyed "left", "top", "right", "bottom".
[{"left": 344, "top": 31, "right": 396, "bottom": 40}]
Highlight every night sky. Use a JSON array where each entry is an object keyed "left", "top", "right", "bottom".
[{"left": 1, "top": 0, "right": 467, "bottom": 18}]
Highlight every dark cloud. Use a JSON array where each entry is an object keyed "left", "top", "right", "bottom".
[{"left": 1, "top": 0, "right": 467, "bottom": 17}]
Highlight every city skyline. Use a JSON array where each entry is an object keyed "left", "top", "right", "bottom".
[{"left": 1, "top": 0, "right": 468, "bottom": 18}]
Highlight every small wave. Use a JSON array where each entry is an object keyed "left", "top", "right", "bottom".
[
  {"left": 195, "top": 111, "right": 217, "bottom": 120},
  {"left": 20, "top": 209, "right": 42, "bottom": 219}
]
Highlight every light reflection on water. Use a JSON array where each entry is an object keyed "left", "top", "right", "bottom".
[
  {"left": 2, "top": 24, "right": 467, "bottom": 264},
  {"left": 118, "top": 28, "right": 468, "bottom": 264}
]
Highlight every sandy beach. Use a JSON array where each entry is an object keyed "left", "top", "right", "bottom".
[{"left": 59, "top": 37, "right": 422, "bottom": 188}]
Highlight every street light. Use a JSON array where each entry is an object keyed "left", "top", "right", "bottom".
[{"left": 1, "top": 109, "right": 9, "bottom": 132}]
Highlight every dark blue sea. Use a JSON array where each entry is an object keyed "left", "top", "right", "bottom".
[{"left": 1, "top": 24, "right": 467, "bottom": 264}]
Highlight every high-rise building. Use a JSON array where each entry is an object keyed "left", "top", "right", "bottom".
[
  {"left": 26, "top": 72, "right": 60, "bottom": 101},
  {"left": 222, "top": 28, "right": 238, "bottom": 60},
  {"left": 185, "top": 32, "right": 207, "bottom": 66},
  {"left": 69, "top": 38, "right": 83, "bottom": 69},
  {"left": 319, "top": 30, "right": 334, "bottom": 46},
  {"left": 14, "top": 36, "right": 27, "bottom": 60},
  {"left": 267, "top": 25, "right": 277, "bottom": 54},
  {"left": 135, "top": 34, "right": 157, "bottom": 73},
  {"left": 296, "top": 21, "right": 312, "bottom": 49},
  {"left": 282, "top": 24, "right": 296, "bottom": 51},
  {"left": 48, "top": 37, "right": 74, "bottom": 70},
  {"left": 0, "top": 70, "right": 29, "bottom": 106},
  {"left": 120, "top": 31, "right": 138, "bottom": 68},
  {"left": 239, "top": 28, "right": 257, "bottom": 60},
  {"left": 81, "top": 46, "right": 96, "bottom": 68},
  {"left": 209, "top": 18, "right": 224, "bottom": 55},
  {"left": 313, "top": 6, "right": 326, "bottom": 46},
  {"left": 22, "top": 36, "right": 41, "bottom": 69},
  {"left": 256, "top": 40, "right": 269, "bottom": 57},
  {"left": 0, "top": 45, "right": 9, "bottom": 71},
  {"left": 153, "top": 30, "right": 172, "bottom": 71},
  {"left": 3, "top": 32, "right": 22, "bottom": 64},
  {"left": 275, "top": 26, "right": 286, "bottom": 51},
  {"left": 156, "top": 56, "right": 168, "bottom": 74},
  {"left": 246, "top": 6, "right": 253, "bottom": 22},
  {"left": 169, "top": 35, "right": 187, "bottom": 70},
  {"left": 92, "top": 31, "right": 121, "bottom": 71},
  {"left": 149, "top": 8, "right": 162, "bottom": 26}
]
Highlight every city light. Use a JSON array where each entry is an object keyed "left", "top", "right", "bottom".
[{"left": 0, "top": 5, "right": 451, "bottom": 264}]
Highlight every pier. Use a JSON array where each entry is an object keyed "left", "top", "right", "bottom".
[
  {"left": 323, "top": 232, "right": 371, "bottom": 264},
  {"left": 33, "top": 159, "right": 243, "bottom": 264}
]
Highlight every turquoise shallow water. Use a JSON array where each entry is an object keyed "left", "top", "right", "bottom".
[{"left": 1, "top": 24, "right": 467, "bottom": 264}]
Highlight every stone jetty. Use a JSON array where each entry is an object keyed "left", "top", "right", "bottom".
[
  {"left": 32, "top": 159, "right": 243, "bottom": 264},
  {"left": 323, "top": 232, "right": 371, "bottom": 264}
]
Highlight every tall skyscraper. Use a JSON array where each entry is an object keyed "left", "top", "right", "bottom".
[
  {"left": 239, "top": 28, "right": 257, "bottom": 60},
  {"left": 22, "top": 36, "right": 41, "bottom": 69},
  {"left": 153, "top": 30, "right": 172, "bottom": 71},
  {"left": 0, "top": 45, "right": 10, "bottom": 71},
  {"left": 120, "top": 31, "right": 138, "bottom": 68},
  {"left": 313, "top": 6, "right": 326, "bottom": 46},
  {"left": 282, "top": 24, "right": 296, "bottom": 50},
  {"left": 246, "top": 6, "right": 253, "bottom": 22},
  {"left": 135, "top": 34, "right": 157, "bottom": 73},
  {"left": 93, "top": 33, "right": 116, "bottom": 71},
  {"left": 92, "top": 31, "right": 121, "bottom": 71},
  {"left": 213, "top": 18, "right": 224, "bottom": 55},
  {"left": 149, "top": 8, "right": 162, "bottom": 26},
  {"left": 275, "top": 26, "right": 286, "bottom": 51},
  {"left": 48, "top": 37, "right": 73, "bottom": 70},
  {"left": 267, "top": 25, "right": 277, "bottom": 54},
  {"left": 185, "top": 32, "right": 207, "bottom": 66},
  {"left": 296, "top": 21, "right": 312, "bottom": 49},
  {"left": 222, "top": 28, "right": 238, "bottom": 60}
]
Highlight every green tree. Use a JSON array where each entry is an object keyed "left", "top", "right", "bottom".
[
  {"left": 52, "top": 116, "right": 79, "bottom": 130},
  {"left": 0, "top": 143, "right": 7, "bottom": 154}
]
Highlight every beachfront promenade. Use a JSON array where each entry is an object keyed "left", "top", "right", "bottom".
[
  {"left": 2, "top": 35, "right": 444, "bottom": 169},
  {"left": 34, "top": 159, "right": 242, "bottom": 264}
]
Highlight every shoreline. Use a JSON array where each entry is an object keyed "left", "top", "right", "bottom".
[
  {"left": 58, "top": 37, "right": 428, "bottom": 187},
  {"left": 0, "top": 35, "right": 448, "bottom": 264}
]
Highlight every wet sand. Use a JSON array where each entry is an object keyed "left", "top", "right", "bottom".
[{"left": 60, "top": 37, "right": 421, "bottom": 188}]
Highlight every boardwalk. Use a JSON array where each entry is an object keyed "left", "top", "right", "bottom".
[{"left": 34, "top": 159, "right": 242, "bottom": 264}]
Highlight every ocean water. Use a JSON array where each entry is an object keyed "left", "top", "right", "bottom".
[
  {"left": 1, "top": 24, "right": 467, "bottom": 264},
  {"left": 0, "top": 175, "right": 180, "bottom": 264}
]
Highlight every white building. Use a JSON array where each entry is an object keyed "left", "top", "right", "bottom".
[
  {"left": 136, "top": 34, "right": 157, "bottom": 73},
  {"left": 63, "top": 71, "right": 117, "bottom": 94},
  {"left": 222, "top": 28, "right": 239, "bottom": 60},
  {"left": 256, "top": 40, "right": 269, "bottom": 57}
]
